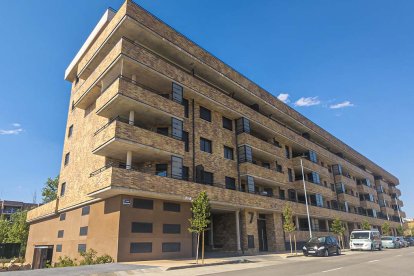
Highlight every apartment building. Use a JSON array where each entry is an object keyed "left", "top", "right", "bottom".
[
  {"left": 0, "top": 200, "right": 39, "bottom": 220},
  {"left": 25, "top": 0, "right": 405, "bottom": 267}
]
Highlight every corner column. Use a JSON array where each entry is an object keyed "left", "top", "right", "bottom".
[
  {"left": 126, "top": 151, "right": 132, "bottom": 169},
  {"left": 235, "top": 210, "right": 241, "bottom": 251}
]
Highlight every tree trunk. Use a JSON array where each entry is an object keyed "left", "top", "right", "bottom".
[
  {"left": 294, "top": 234, "right": 297, "bottom": 255},
  {"left": 289, "top": 234, "right": 293, "bottom": 255},
  {"left": 196, "top": 233, "right": 200, "bottom": 264},
  {"left": 202, "top": 231, "right": 205, "bottom": 264}
]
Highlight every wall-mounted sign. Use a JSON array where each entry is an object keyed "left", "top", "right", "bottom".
[{"left": 122, "top": 199, "right": 131, "bottom": 205}]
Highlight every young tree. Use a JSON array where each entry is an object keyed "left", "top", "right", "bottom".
[
  {"left": 0, "top": 217, "right": 11, "bottom": 242},
  {"left": 4, "top": 211, "right": 29, "bottom": 256},
  {"left": 331, "top": 217, "right": 346, "bottom": 249},
  {"left": 188, "top": 191, "right": 211, "bottom": 264},
  {"left": 381, "top": 222, "right": 391, "bottom": 236},
  {"left": 42, "top": 175, "right": 59, "bottom": 203},
  {"left": 282, "top": 204, "right": 296, "bottom": 255},
  {"left": 396, "top": 225, "right": 404, "bottom": 236},
  {"left": 361, "top": 219, "right": 371, "bottom": 230}
]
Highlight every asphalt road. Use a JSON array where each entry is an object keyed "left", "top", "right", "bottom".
[{"left": 207, "top": 247, "right": 414, "bottom": 276}]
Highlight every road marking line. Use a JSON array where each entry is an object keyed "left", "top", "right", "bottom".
[
  {"left": 368, "top": 260, "right": 379, "bottom": 263},
  {"left": 322, "top": 267, "right": 343, "bottom": 273},
  {"left": 396, "top": 255, "right": 402, "bottom": 257}
]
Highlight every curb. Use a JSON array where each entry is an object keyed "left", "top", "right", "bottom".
[{"left": 165, "top": 259, "right": 253, "bottom": 271}]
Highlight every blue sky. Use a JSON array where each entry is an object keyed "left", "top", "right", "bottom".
[{"left": 0, "top": 0, "right": 413, "bottom": 216}]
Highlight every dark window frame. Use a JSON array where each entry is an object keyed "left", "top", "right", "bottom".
[
  {"left": 81, "top": 206, "right": 90, "bottom": 216},
  {"left": 224, "top": 146, "right": 234, "bottom": 160},
  {"left": 78, "top": 244, "right": 86, "bottom": 253},
  {"left": 222, "top": 117, "right": 233, "bottom": 131},
  {"left": 163, "top": 202, "right": 181, "bottom": 212},
  {"left": 60, "top": 182, "right": 66, "bottom": 197},
  {"left": 163, "top": 224, "right": 181, "bottom": 234},
  {"left": 200, "top": 137, "right": 212, "bottom": 153},
  {"left": 79, "top": 226, "right": 88, "bottom": 236},
  {"left": 133, "top": 198, "right": 154, "bottom": 210},
  {"left": 68, "top": 125, "right": 73, "bottom": 138},
  {"left": 225, "top": 176, "right": 236, "bottom": 190},
  {"left": 200, "top": 106, "right": 212, "bottom": 122},
  {"left": 130, "top": 242, "right": 152, "bottom": 253},
  {"left": 131, "top": 222, "right": 153, "bottom": 233}
]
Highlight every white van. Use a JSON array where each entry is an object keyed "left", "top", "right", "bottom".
[{"left": 350, "top": 230, "right": 382, "bottom": 251}]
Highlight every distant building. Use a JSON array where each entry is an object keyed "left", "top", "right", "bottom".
[{"left": 0, "top": 200, "right": 40, "bottom": 220}]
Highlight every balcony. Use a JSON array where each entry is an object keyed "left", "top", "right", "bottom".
[
  {"left": 360, "top": 200, "right": 380, "bottom": 211},
  {"left": 375, "top": 179, "right": 389, "bottom": 193},
  {"left": 377, "top": 192, "right": 392, "bottom": 203},
  {"left": 292, "top": 180, "right": 336, "bottom": 199},
  {"left": 93, "top": 118, "right": 184, "bottom": 160},
  {"left": 239, "top": 162, "right": 286, "bottom": 185},
  {"left": 357, "top": 183, "right": 376, "bottom": 194},
  {"left": 334, "top": 175, "right": 357, "bottom": 189},
  {"left": 337, "top": 193, "right": 360, "bottom": 207},
  {"left": 380, "top": 206, "right": 394, "bottom": 216},
  {"left": 237, "top": 132, "right": 283, "bottom": 159},
  {"left": 292, "top": 157, "right": 330, "bottom": 178},
  {"left": 95, "top": 76, "right": 184, "bottom": 120},
  {"left": 389, "top": 186, "right": 402, "bottom": 196}
]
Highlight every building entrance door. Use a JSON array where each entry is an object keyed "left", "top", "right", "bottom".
[
  {"left": 32, "top": 245, "right": 53, "bottom": 269},
  {"left": 257, "top": 215, "right": 268, "bottom": 251}
]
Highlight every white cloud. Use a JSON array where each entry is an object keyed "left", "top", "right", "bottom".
[
  {"left": 0, "top": 128, "right": 23, "bottom": 135},
  {"left": 294, "top": 97, "right": 321, "bottom": 107},
  {"left": 12, "top": 123, "right": 21, "bottom": 127},
  {"left": 277, "top": 93, "right": 290, "bottom": 103},
  {"left": 329, "top": 101, "right": 354, "bottom": 109}
]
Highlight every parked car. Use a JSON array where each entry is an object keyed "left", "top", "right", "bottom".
[
  {"left": 350, "top": 230, "right": 382, "bottom": 251},
  {"left": 397, "top": 237, "right": 409, "bottom": 247},
  {"left": 303, "top": 236, "right": 341, "bottom": 257},
  {"left": 381, "top": 236, "right": 400, "bottom": 249},
  {"left": 404, "top": 237, "right": 414, "bottom": 246}
]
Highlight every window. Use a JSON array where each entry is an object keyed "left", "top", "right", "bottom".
[
  {"left": 200, "top": 106, "right": 211, "bottom": 122},
  {"left": 276, "top": 162, "right": 283, "bottom": 173},
  {"left": 78, "top": 244, "right": 86, "bottom": 253},
  {"left": 163, "top": 224, "right": 181, "bottom": 234},
  {"left": 247, "top": 235, "right": 255, "bottom": 248},
  {"left": 171, "top": 156, "right": 183, "bottom": 180},
  {"left": 59, "top": 213, "right": 66, "bottom": 221},
  {"left": 79, "top": 226, "right": 88, "bottom": 236},
  {"left": 225, "top": 176, "right": 236, "bottom": 190},
  {"left": 68, "top": 125, "right": 73, "bottom": 138},
  {"left": 163, "top": 202, "right": 180, "bottom": 212},
  {"left": 200, "top": 138, "right": 212, "bottom": 153},
  {"left": 279, "top": 189, "right": 285, "bottom": 200},
  {"left": 132, "top": 222, "right": 153, "bottom": 233},
  {"left": 57, "top": 230, "right": 64, "bottom": 238},
  {"left": 81, "top": 206, "right": 90, "bottom": 216},
  {"left": 172, "top": 82, "right": 183, "bottom": 104},
  {"left": 56, "top": 244, "right": 62, "bottom": 252},
  {"left": 247, "top": 176, "right": 255, "bottom": 193},
  {"left": 133, "top": 198, "right": 153, "bottom": 210},
  {"left": 222, "top": 117, "right": 233, "bottom": 131},
  {"left": 336, "top": 183, "right": 345, "bottom": 194},
  {"left": 183, "top": 131, "right": 189, "bottom": 152},
  {"left": 332, "top": 164, "right": 342, "bottom": 176},
  {"left": 262, "top": 162, "right": 270, "bottom": 169},
  {"left": 236, "top": 118, "right": 250, "bottom": 134},
  {"left": 204, "top": 171, "right": 214, "bottom": 185},
  {"left": 299, "top": 218, "right": 310, "bottom": 231},
  {"left": 263, "top": 188, "right": 273, "bottom": 197},
  {"left": 171, "top": 118, "right": 183, "bottom": 140},
  {"left": 64, "top": 153, "right": 70, "bottom": 166},
  {"left": 157, "top": 127, "right": 169, "bottom": 136},
  {"left": 162, "top": 242, "right": 180, "bottom": 252},
  {"left": 285, "top": 146, "right": 290, "bottom": 159},
  {"left": 308, "top": 150, "right": 317, "bottom": 163},
  {"left": 288, "top": 169, "right": 293, "bottom": 182},
  {"left": 60, "top": 183, "right": 66, "bottom": 197},
  {"left": 238, "top": 145, "right": 252, "bottom": 163},
  {"left": 224, "top": 146, "right": 234, "bottom": 160},
  {"left": 182, "top": 166, "right": 189, "bottom": 181},
  {"left": 308, "top": 172, "right": 320, "bottom": 184},
  {"left": 315, "top": 194, "right": 324, "bottom": 207},
  {"left": 182, "top": 98, "right": 189, "bottom": 118},
  {"left": 71, "top": 101, "right": 75, "bottom": 111},
  {"left": 156, "top": 164, "right": 168, "bottom": 177},
  {"left": 130, "top": 242, "right": 152, "bottom": 253}
]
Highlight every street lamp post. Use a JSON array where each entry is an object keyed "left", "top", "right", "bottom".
[{"left": 300, "top": 158, "right": 312, "bottom": 238}]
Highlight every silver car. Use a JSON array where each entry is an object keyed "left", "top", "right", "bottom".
[
  {"left": 381, "top": 236, "right": 400, "bottom": 249},
  {"left": 396, "top": 237, "right": 408, "bottom": 247}
]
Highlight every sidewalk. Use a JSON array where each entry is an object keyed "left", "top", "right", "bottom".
[{"left": 121, "top": 251, "right": 304, "bottom": 271}]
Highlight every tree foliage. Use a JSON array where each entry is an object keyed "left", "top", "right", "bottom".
[
  {"left": 42, "top": 175, "right": 59, "bottom": 203},
  {"left": 381, "top": 222, "right": 391, "bottom": 236},
  {"left": 0, "top": 211, "right": 29, "bottom": 256},
  {"left": 361, "top": 219, "right": 371, "bottom": 230},
  {"left": 188, "top": 191, "right": 211, "bottom": 264},
  {"left": 282, "top": 204, "right": 296, "bottom": 254},
  {"left": 396, "top": 225, "right": 404, "bottom": 236},
  {"left": 331, "top": 217, "right": 346, "bottom": 249}
]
